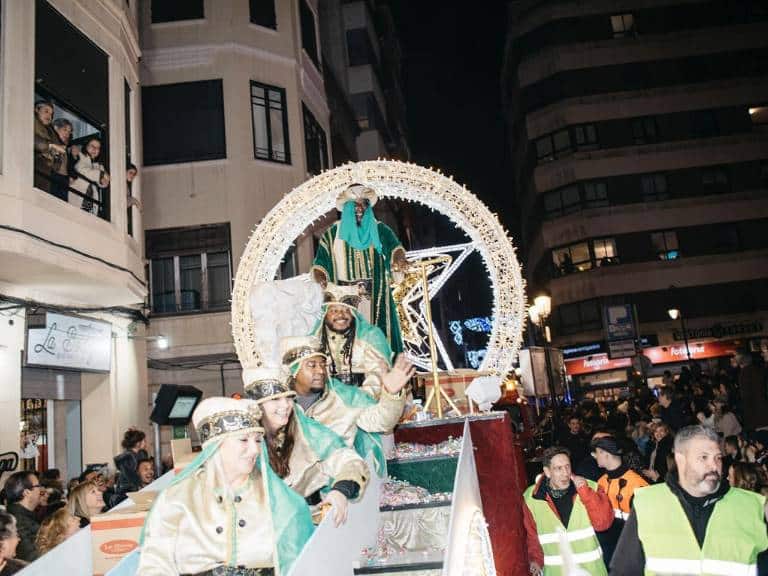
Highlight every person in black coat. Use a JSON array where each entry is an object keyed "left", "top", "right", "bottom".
[{"left": 113, "top": 428, "right": 149, "bottom": 499}]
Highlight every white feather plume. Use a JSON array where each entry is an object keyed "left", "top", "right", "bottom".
[{"left": 248, "top": 273, "right": 323, "bottom": 368}]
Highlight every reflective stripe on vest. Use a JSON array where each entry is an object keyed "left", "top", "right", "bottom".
[
  {"left": 538, "top": 526, "right": 596, "bottom": 545},
  {"left": 645, "top": 557, "right": 757, "bottom": 576},
  {"left": 613, "top": 508, "right": 629, "bottom": 520},
  {"left": 634, "top": 484, "right": 768, "bottom": 576},
  {"left": 523, "top": 480, "right": 607, "bottom": 576},
  {"left": 544, "top": 548, "right": 603, "bottom": 566}
]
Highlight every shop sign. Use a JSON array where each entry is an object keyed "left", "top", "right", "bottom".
[
  {"left": 604, "top": 304, "right": 636, "bottom": 341},
  {"left": 565, "top": 354, "right": 632, "bottom": 376},
  {"left": 567, "top": 339, "right": 742, "bottom": 375},
  {"left": 26, "top": 312, "right": 112, "bottom": 372},
  {"left": 0, "top": 451, "right": 19, "bottom": 473},
  {"left": 673, "top": 320, "right": 764, "bottom": 341},
  {"left": 562, "top": 341, "right": 605, "bottom": 359},
  {"left": 644, "top": 340, "right": 740, "bottom": 365}
]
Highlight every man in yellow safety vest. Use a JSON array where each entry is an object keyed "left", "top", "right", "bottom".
[
  {"left": 611, "top": 424, "right": 768, "bottom": 575},
  {"left": 523, "top": 446, "right": 613, "bottom": 575}
]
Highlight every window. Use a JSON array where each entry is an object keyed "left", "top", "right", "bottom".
[
  {"left": 552, "top": 129, "right": 571, "bottom": 156},
  {"left": 690, "top": 110, "right": 720, "bottom": 138},
  {"left": 250, "top": 0, "right": 276, "bottom": 29},
  {"left": 702, "top": 167, "right": 729, "bottom": 187},
  {"left": 278, "top": 245, "right": 298, "bottom": 279},
  {"left": 641, "top": 173, "right": 669, "bottom": 201},
  {"left": 146, "top": 224, "right": 232, "bottom": 315},
  {"left": 251, "top": 81, "right": 290, "bottom": 163},
  {"left": 632, "top": 117, "right": 659, "bottom": 144},
  {"left": 552, "top": 241, "right": 591, "bottom": 275},
  {"left": 593, "top": 238, "right": 618, "bottom": 265},
  {"left": 151, "top": 0, "right": 204, "bottom": 23},
  {"left": 303, "top": 104, "right": 328, "bottom": 175},
  {"left": 651, "top": 231, "right": 680, "bottom": 260},
  {"left": 536, "top": 136, "right": 554, "bottom": 161},
  {"left": 300, "top": 0, "right": 320, "bottom": 69},
  {"left": 610, "top": 13, "right": 635, "bottom": 38},
  {"left": 35, "top": 0, "right": 110, "bottom": 217},
  {"left": 574, "top": 124, "right": 598, "bottom": 149},
  {"left": 543, "top": 185, "right": 580, "bottom": 218},
  {"left": 556, "top": 299, "right": 602, "bottom": 335},
  {"left": 749, "top": 106, "right": 768, "bottom": 128},
  {"left": 346, "top": 29, "right": 377, "bottom": 67},
  {"left": 583, "top": 181, "right": 608, "bottom": 208},
  {"left": 142, "top": 80, "right": 226, "bottom": 165}
]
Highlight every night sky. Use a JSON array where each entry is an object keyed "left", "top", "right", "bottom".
[
  {"left": 389, "top": 1, "right": 511, "bottom": 224},
  {"left": 388, "top": 1, "right": 511, "bottom": 351}
]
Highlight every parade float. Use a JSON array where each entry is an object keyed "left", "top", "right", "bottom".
[{"left": 17, "top": 160, "right": 529, "bottom": 576}]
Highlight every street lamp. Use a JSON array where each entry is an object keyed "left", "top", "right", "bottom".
[
  {"left": 667, "top": 308, "right": 692, "bottom": 364},
  {"left": 529, "top": 293, "right": 558, "bottom": 439}
]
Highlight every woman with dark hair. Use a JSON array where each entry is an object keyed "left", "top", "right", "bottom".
[
  {"left": 113, "top": 428, "right": 148, "bottom": 499},
  {"left": 69, "top": 136, "right": 110, "bottom": 215},
  {"left": 0, "top": 512, "right": 24, "bottom": 575},
  {"left": 244, "top": 367, "right": 369, "bottom": 527}
]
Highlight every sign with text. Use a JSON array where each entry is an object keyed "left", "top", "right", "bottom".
[
  {"left": 565, "top": 354, "right": 632, "bottom": 376},
  {"left": 673, "top": 320, "right": 764, "bottom": 341},
  {"left": 26, "top": 312, "right": 112, "bottom": 372},
  {"left": 566, "top": 339, "right": 743, "bottom": 375},
  {"left": 604, "top": 304, "right": 636, "bottom": 341}
]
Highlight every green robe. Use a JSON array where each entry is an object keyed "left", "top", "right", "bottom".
[{"left": 312, "top": 221, "right": 404, "bottom": 354}]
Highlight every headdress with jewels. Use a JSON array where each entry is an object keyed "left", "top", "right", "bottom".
[
  {"left": 335, "top": 183, "right": 378, "bottom": 212},
  {"left": 280, "top": 335, "right": 327, "bottom": 370},
  {"left": 323, "top": 282, "right": 366, "bottom": 311},
  {"left": 242, "top": 366, "right": 296, "bottom": 404},
  {"left": 192, "top": 397, "right": 264, "bottom": 446}
]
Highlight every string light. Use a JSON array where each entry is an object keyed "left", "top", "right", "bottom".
[{"left": 231, "top": 160, "right": 527, "bottom": 378}]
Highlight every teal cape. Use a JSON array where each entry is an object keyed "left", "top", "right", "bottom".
[
  {"left": 312, "top": 217, "right": 404, "bottom": 354},
  {"left": 311, "top": 304, "right": 394, "bottom": 366},
  {"left": 138, "top": 437, "right": 314, "bottom": 576},
  {"left": 326, "top": 377, "right": 387, "bottom": 477}
]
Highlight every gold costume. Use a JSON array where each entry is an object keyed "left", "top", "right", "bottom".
[
  {"left": 137, "top": 456, "right": 274, "bottom": 575},
  {"left": 302, "top": 384, "right": 405, "bottom": 448},
  {"left": 284, "top": 417, "right": 369, "bottom": 499}
]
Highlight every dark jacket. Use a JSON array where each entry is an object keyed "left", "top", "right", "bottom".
[
  {"left": 648, "top": 434, "right": 673, "bottom": 482},
  {"left": 560, "top": 431, "right": 590, "bottom": 464},
  {"left": 609, "top": 470, "right": 732, "bottom": 575},
  {"left": 659, "top": 399, "right": 688, "bottom": 431},
  {"left": 7, "top": 503, "right": 40, "bottom": 562},
  {"left": 113, "top": 449, "right": 148, "bottom": 495},
  {"left": 740, "top": 364, "right": 768, "bottom": 431}
]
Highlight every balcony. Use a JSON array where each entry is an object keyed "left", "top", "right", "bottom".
[
  {"left": 546, "top": 248, "right": 768, "bottom": 307},
  {"left": 533, "top": 132, "right": 768, "bottom": 193},
  {"left": 518, "top": 21, "right": 768, "bottom": 88}
]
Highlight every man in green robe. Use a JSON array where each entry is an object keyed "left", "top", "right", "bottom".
[{"left": 312, "top": 184, "right": 406, "bottom": 354}]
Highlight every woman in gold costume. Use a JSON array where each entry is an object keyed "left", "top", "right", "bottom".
[{"left": 136, "top": 397, "right": 313, "bottom": 576}]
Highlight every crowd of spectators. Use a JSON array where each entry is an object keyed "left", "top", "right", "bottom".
[
  {"left": 527, "top": 348, "right": 768, "bottom": 574},
  {"left": 33, "top": 100, "right": 111, "bottom": 217},
  {"left": 0, "top": 428, "right": 155, "bottom": 573}
]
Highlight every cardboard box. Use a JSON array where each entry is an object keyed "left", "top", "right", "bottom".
[{"left": 90, "top": 509, "right": 147, "bottom": 576}]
